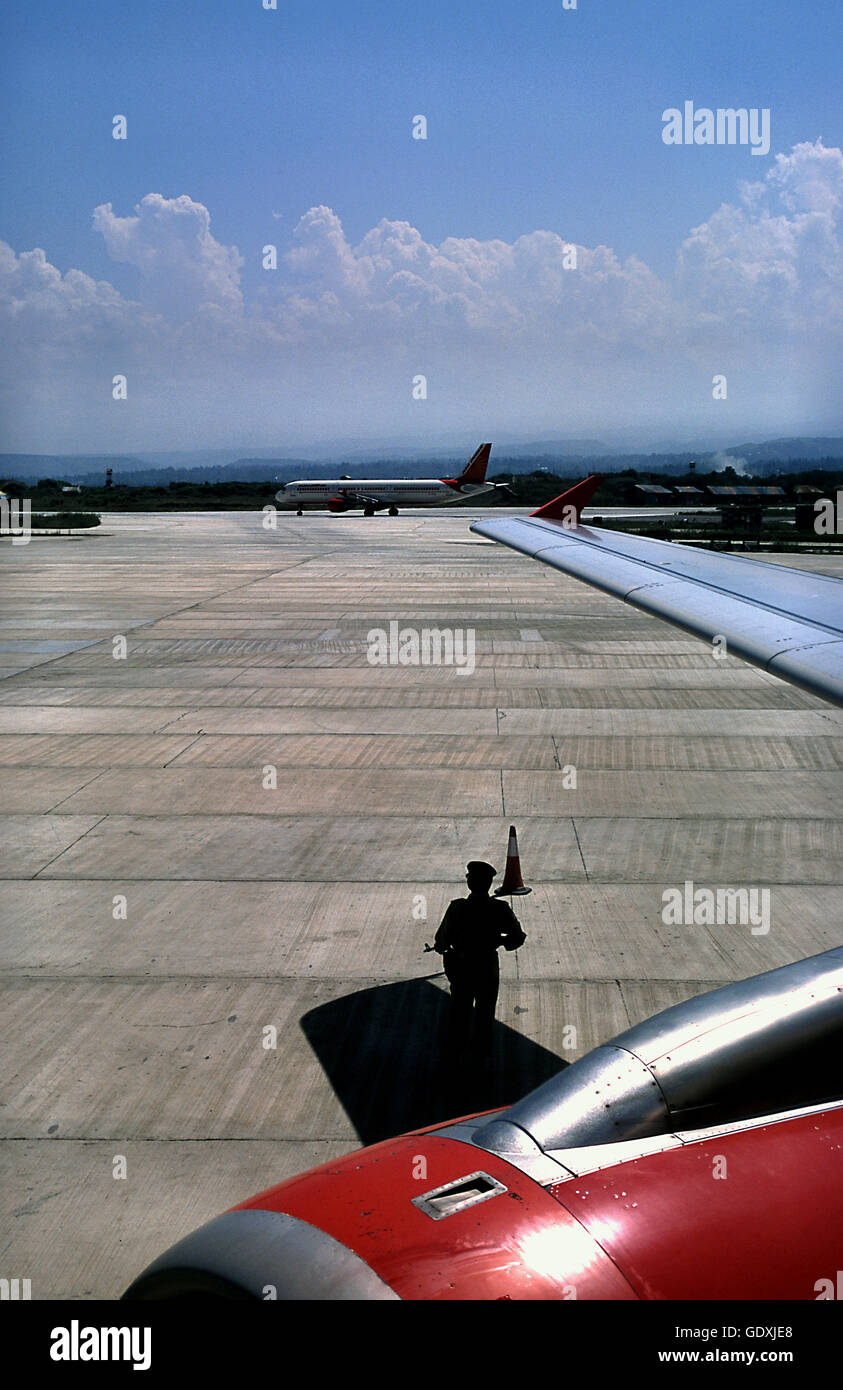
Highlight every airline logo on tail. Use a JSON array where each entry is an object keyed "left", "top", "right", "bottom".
[{"left": 442, "top": 442, "right": 492, "bottom": 490}]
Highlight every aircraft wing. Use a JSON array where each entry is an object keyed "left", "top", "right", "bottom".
[{"left": 470, "top": 477, "right": 843, "bottom": 708}]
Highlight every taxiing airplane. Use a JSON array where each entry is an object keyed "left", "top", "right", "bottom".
[
  {"left": 275, "top": 442, "right": 507, "bottom": 515},
  {"left": 472, "top": 474, "right": 843, "bottom": 708},
  {"left": 123, "top": 947, "right": 843, "bottom": 1299}
]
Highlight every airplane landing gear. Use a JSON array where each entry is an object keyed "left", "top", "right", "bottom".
[
  {"left": 363, "top": 506, "right": 375, "bottom": 517},
  {"left": 297, "top": 509, "right": 303, "bottom": 516},
  {"left": 388, "top": 507, "right": 399, "bottom": 516}
]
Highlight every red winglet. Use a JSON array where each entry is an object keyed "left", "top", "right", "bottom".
[{"left": 529, "top": 473, "right": 604, "bottom": 523}]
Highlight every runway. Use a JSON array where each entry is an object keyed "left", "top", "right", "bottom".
[{"left": 1, "top": 507, "right": 841, "bottom": 1297}]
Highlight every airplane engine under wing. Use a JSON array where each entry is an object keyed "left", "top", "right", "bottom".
[
  {"left": 470, "top": 489, "right": 843, "bottom": 707},
  {"left": 123, "top": 948, "right": 843, "bottom": 1301},
  {"left": 472, "top": 944, "right": 843, "bottom": 1156}
]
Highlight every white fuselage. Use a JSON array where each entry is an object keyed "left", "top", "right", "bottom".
[{"left": 276, "top": 479, "right": 494, "bottom": 509}]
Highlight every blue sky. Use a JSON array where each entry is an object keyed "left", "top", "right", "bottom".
[{"left": 2, "top": 0, "right": 842, "bottom": 452}]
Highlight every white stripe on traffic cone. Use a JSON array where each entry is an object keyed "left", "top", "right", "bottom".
[{"left": 494, "top": 824, "right": 531, "bottom": 896}]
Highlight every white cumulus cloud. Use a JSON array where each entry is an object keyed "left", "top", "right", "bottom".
[
  {"left": 92, "top": 193, "right": 244, "bottom": 319},
  {"left": 1, "top": 141, "right": 841, "bottom": 449}
]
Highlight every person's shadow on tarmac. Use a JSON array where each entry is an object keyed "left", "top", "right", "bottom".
[{"left": 300, "top": 976, "right": 568, "bottom": 1146}]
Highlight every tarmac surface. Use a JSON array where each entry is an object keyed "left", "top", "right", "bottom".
[{"left": 1, "top": 507, "right": 842, "bottom": 1298}]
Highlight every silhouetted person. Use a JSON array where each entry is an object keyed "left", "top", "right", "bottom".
[{"left": 433, "top": 861, "right": 526, "bottom": 1059}]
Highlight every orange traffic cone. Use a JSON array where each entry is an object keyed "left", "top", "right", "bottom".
[{"left": 494, "top": 825, "right": 531, "bottom": 896}]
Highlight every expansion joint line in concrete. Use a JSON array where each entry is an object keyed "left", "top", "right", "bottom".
[
  {"left": 1, "top": 1134, "right": 358, "bottom": 1145},
  {"left": 31, "top": 814, "right": 109, "bottom": 878},
  {"left": 45, "top": 769, "right": 110, "bottom": 813},
  {"left": 615, "top": 977, "right": 633, "bottom": 1028},
  {"left": 161, "top": 733, "right": 206, "bottom": 767},
  {"left": 9, "top": 875, "right": 835, "bottom": 886},
  {"left": 0, "top": 973, "right": 722, "bottom": 987},
  {"left": 700, "top": 923, "right": 743, "bottom": 970},
  {"left": 154, "top": 713, "right": 195, "bottom": 733},
  {"left": 571, "top": 816, "right": 589, "bottom": 881}
]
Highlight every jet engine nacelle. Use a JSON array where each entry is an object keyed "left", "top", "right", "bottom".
[{"left": 123, "top": 947, "right": 843, "bottom": 1301}]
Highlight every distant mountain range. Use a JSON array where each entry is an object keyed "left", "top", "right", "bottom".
[
  {"left": 2, "top": 437, "right": 842, "bottom": 487},
  {"left": 715, "top": 437, "right": 843, "bottom": 464}
]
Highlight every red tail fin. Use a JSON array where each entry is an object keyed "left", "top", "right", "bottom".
[
  {"left": 457, "top": 443, "right": 492, "bottom": 484},
  {"left": 530, "top": 473, "right": 604, "bottom": 523}
]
